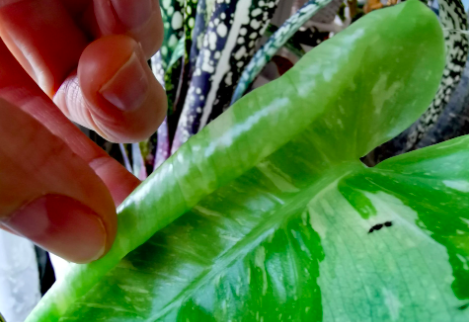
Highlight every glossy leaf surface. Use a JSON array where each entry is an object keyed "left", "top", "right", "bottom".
[
  {"left": 369, "top": 0, "right": 468, "bottom": 164},
  {"left": 27, "top": 2, "right": 448, "bottom": 321},
  {"left": 417, "top": 53, "right": 469, "bottom": 148},
  {"left": 408, "top": 0, "right": 468, "bottom": 145}
]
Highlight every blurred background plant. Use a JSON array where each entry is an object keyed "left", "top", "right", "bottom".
[
  {"left": 2, "top": 0, "right": 469, "bottom": 321},
  {"left": 122, "top": 0, "right": 347, "bottom": 180},
  {"left": 117, "top": 0, "right": 469, "bottom": 180}
]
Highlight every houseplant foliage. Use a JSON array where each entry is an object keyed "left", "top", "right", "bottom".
[
  {"left": 27, "top": 1, "right": 469, "bottom": 321},
  {"left": 416, "top": 53, "right": 469, "bottom": 148},
  {"left": 124, "top": 0, "right": 286, "bottom": 177},
  {"left": 231, "top": 0, "right": 337, "bottom": 103},
  {"left": 127, "top": 0, "right": 468, "bottom": 177},
  {"left": 368, "top": 0, "right": 469, "bottom": 163}
]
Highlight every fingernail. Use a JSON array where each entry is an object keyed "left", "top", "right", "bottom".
[
  {"left": 99, "top": 52, "right": 149, "bottom": 111},
  {"left": 2, "top": 194, "right": 108, "bottom": 264},
  {"left": 110, "top": 0, "right": 153, "bottom": 30}
]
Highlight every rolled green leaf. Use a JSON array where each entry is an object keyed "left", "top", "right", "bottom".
[
  {"left": 369, "top": 0, "right": 469, "bottom": 163},
  {"left": 408, "top": 0, "right": 469, "bottom": 145},
  {"left": 27, "top": 2, "right": 445, "bottom": 320}
]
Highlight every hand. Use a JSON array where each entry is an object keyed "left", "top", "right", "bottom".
[{"left": 0, "top": 0, "right": 166, "bottom": 263}]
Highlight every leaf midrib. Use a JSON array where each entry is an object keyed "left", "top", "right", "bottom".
[{"left": 150, "top": 161, "right": 363, "bottom": 320}]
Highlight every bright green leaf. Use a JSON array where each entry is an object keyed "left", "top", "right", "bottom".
[
  {"left": 368, "top": 0, "right": 468, "bottom": 163},
  {"left": 407, "top": 0, "right": 468, "bottom": 145},
  {"left": 27, "top": 2, "right": 447, "bottom": 321}
]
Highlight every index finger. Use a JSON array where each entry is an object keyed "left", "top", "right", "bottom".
[{"left": 0, "top": 38, "right": 141, "bottom": 205}]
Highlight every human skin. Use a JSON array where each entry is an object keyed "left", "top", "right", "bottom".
[{"left": 0, "top": 0, "right": 167, "bottom": 264}]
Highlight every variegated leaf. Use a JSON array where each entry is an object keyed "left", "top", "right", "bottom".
[
  {"left": 265, "top": 24, "right": 306, "bottom": 58},
  {"left": 171, "top": 0, "right": 279, "bottom": 153},
  {"left": 160, "top": 0, "right": 185, "bottom": 69},
  {"left": 369, "top": 0, "right": 469, "bottom": 164},
  {"left": 416, "top": 50, "right": 469, "bottom": 148}
]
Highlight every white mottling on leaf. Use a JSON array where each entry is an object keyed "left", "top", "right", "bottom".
[
  {"left": 119, "top": 285, "right": 149, "bottom": 294},
  {"left": 193, "top": 206, "right": 222, "bottom": 217},
  {"left": 251, "top": 8, "right": 262, "bottom": 17},
  {"left": 198, "top": 0, "right": 252, "bottom": 131},
  {"left": 456, "top": 254, "right": 469, "bottom": 270},
  {"left": 255, "top": 246, "right": 268, "bottom": 295},
  {"left": 250, "top": 19, "right": 261, "bottom": 29},
  {"left": 382, "top": 288, "right": 401, "bottom": 321},
  {"left": 171, "top": 11, "right": 183, "bottom": 30},
  {"left": 371, "top": 74, "right": 401, "bottom": 115},
  {"left": 217, "top": 23, "right": 228, "bottom": 37},
  {"left": 168, "top": 34, "right": 178, "bottom": 47},
  {"left": 162, "top": 0, "right": 171, "bottom": 9},
  {"left": 208, "top": 31, "right": 217, "bottom": 50},
  {"left": 225, "top": 71, "right": 233, "bottom": 85},
  {"left": 234, "top": 46, "right": 246, "bottom": 60},
  {"left": 443, "top": 180, "right": 469, "bottom": 192},
  {"left": 256, "top": 161, "right": 299, "bottom": 192}
]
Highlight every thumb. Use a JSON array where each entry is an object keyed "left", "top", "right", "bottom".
[{"left": 0, "top": 98, "right": 116, "bottom": 264}]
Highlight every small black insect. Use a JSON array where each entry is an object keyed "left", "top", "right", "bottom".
[{"left": 368, "top": 221, "right": 393, "bottom": 234}]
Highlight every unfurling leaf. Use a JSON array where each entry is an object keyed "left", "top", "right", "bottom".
[
  {"left": 369, "top": 0, "right": 468, "bottom": 163},
  {"left": 27, "top": 2, "right": 452, "bottom": 321}
]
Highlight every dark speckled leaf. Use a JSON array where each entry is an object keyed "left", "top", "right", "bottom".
[
  {"left": 160, "top": 0, "right": 185, "bottom": 69},
  {"left": 171, "top": 0, "right": 280, "bottom": 152},
  {"left": 417, "top": 54, "right": 469, "bottom": 147},
  {"left": 265, "top": 24, "right": 306, "bottom": 58},
  {"left": 231, "top": 0, "right": 337, "bottom": 103}
]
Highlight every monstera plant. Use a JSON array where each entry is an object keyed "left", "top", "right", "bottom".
[{"left": 26, "top": 1, "right": 469, "bottom": 321}]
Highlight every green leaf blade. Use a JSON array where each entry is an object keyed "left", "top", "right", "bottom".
[
  {"left": 370, "top": 0, "right": 469, "bottom": 164},
  {"left": 310, "top": 176, "right": 469, "bottom": 321},
  {"left": 372, "top": 136, "right": 469, "bottom": 301},
  {"left": 27, "top": 2, "right": 446, "bottom": 321}
]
